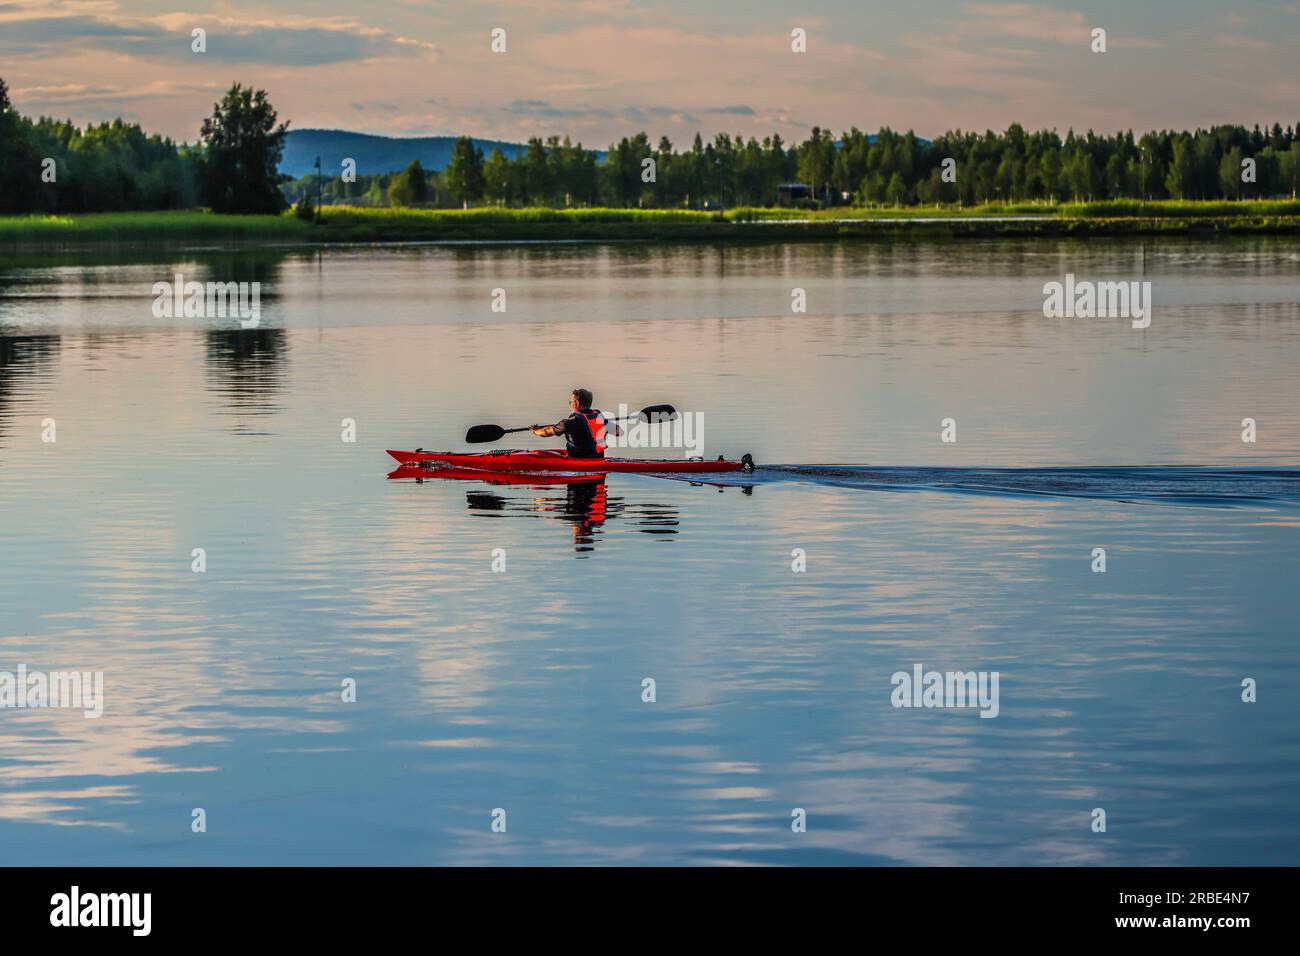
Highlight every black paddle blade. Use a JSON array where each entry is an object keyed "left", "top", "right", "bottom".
[
  {"left": 465, "top": 423, "right": 506, "bottom": 443},
  {"left": 638, "top": 404, "right": 677, "bottom": 422}
]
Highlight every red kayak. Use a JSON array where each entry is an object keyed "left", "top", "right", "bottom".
[
  {"left": 386, "top": 449, "right": 754, "bottom": 474},
  {"left": 387, "top": 464, "right": 605, "bottom": 485}
]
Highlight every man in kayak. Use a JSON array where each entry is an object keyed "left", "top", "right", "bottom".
[{"left": 531, "top": 388, "right": 621, "bottom": 458}]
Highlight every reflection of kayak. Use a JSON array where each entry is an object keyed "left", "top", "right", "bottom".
[
  {"left": 388, "top": 461, "right": 613, "bottom": 552},
  {"left": 386, "top": 449, "right": 754, "bottom": 474},
  {"left": 386, "top": 464, "right": 604, "bottom": 485}
]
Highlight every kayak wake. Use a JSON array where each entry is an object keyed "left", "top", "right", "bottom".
[{"left": 751, "top": 465, "right": 1300, "bottom": 507}]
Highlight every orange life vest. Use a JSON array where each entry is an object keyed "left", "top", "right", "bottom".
[{"left": 580, "top": 408, "right": 608, "bottom": 455}]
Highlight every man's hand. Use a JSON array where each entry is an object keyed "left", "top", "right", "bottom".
[{"left": 531, "top": 424, "right": 551, "bottom": 437}]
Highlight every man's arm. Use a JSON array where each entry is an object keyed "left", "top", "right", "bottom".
[{"left": 531, "top": 419, "right": 567, "bottom": 437}]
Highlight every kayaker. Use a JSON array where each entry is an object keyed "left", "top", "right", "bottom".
[{"left": 531, "top": 389, "right": 621, "bottom": 458}]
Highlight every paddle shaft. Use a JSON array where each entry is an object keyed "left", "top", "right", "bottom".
[
  {"left": 466, "top": 405, "right": 676, "bottom": 444},
  {"left": 530, "top": 410, "right": 657, "bottom": 430}
]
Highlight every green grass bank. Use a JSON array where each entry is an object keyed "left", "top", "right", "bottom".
[{"left": 3, "top": 201, "right": 1299, "bottom": 249}]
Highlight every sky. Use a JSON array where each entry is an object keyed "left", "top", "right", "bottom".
[{"left": 1, "top": 0, "right": 1297, "bottom": 146}]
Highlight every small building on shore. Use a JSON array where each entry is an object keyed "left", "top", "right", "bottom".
[{"left": 777, "top": 183, "right": 812, "bottom": 206}]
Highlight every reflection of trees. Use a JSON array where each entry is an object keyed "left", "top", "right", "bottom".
[
  {"left": 191, "top": 250, "right": 292, "bottom": 289},
  {"left": 0, "top": 335, "right": 61, "bottom": 446},
  {"left": 0, "top": 248, "right": 305, "bottom": 438},
  {"left": 186, "top": 243, "right": 298, "bottom": 429},
  {"left": 0, "top": 246, "right": 297, "bottom": 298},
  {"left": 204, "top": 329, "right": 288, "bottom": 430}
]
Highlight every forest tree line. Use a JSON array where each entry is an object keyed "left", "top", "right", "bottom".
[
  {"left": 344, "top": 125, "right": 1300, "bottom": 209},
  {"left": 0, "top": 80, "right": 286, "bottom": 215},
  {"left": 3, "top": 77, "right": 1299, "bottom": 215}
]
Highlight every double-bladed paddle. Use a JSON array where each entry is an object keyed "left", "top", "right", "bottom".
[{"left": 465, "top": 404, "right": 677, "bottom": 444}]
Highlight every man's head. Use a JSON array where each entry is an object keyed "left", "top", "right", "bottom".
[{"left": 571, "top": 388, "right": 593, "bottom": 410}]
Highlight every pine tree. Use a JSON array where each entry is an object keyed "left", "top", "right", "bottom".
[{"left": 445, "top": 136, "right": 485, "bottom": 208}]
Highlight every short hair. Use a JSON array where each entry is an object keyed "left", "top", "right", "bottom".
[{"left": 572, "top": 388, "right": 593, "bottom": 408}]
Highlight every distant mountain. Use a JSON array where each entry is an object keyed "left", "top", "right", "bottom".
[
  {"left": 280, "top": 130, "right": 533, "bottom": 178},
  {"left": 279, "top": 128, "right": 922, "bottom": 180}
]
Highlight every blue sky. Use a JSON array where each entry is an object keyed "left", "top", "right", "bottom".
[{"left": 1, "top": 1, "right": 1297, "bottom": 144}]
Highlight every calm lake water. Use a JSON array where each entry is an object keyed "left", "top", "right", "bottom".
[{"left": 2, "top": 237, "right": 1298, "bottom": 865}]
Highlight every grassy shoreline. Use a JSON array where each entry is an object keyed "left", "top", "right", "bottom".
[{"left": 2, "top": 202, "right": 1299, "bottom": 248}]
